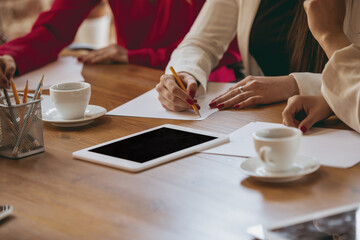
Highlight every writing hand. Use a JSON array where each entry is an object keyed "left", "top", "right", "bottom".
[{"left": 156, "top": 72, "right": 199, "bottom": 112}]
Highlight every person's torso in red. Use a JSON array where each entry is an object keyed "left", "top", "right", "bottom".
[
  {"left": 109, "top": 0, "right": 241, "bottom": 82},
  {"left": 0, "top": 0, "right": 241, "bottom": 81}
]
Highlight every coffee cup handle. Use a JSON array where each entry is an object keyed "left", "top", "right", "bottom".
[{"left": 259, "top": 146, "right": 274, "bottom": 166}]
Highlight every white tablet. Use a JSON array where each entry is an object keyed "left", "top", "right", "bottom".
[
  {"left": 72, "top": 124, "right": 228, "bottom": 172},
  {"left": 247, "top": 202, "right": 360, "bottom": 240}
]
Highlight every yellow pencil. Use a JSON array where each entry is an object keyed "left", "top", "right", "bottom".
[
  {"left": 10, "top": 78, "right": 20, "bottom": 104},
  {"left": 33, "top": 75, "right": 44, "bottom": 100},
  {"left": 36, "top": 85, "right": 43, "bottom": 100},
  {"left": 169, "top": 66, "right": 201, "bottom": 117},
  {"left": 23, "top": 80, "right": 28, "bottom": 103}
]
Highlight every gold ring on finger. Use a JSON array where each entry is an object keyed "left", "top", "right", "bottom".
[{"left": 238, "top": 86, "right": 245, "bottom": 93}]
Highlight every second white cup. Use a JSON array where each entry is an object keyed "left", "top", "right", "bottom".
[
  {"left": 253, "top": 127, "right": 302, "bottom": 173},
  {"left": 50, "top": 82, "right": 91, "bottom": 120}
]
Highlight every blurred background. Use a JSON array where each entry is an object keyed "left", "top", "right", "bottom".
[{"left": 0, "top": 0, "right": 115, "bottom": 48}]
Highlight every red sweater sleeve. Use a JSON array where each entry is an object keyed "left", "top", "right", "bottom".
[
  {"left": 0, "top": 0, "right": 100, "bottom": 75},
  {"left": 127, "top": 39, "right": 182, "bottom": 70}
]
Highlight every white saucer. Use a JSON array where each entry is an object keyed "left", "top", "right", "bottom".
[
  {"left": 239, "top": 155, "right": 320, "bottom": 183},
  {"left": 42, "top": 105, "right": 107, "bottom": 127}
]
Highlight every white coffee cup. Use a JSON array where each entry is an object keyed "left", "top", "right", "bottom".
[
  {"left": 50, "top": 82, "right": 91, "bottom": 120},
  {"left": 252, "top": 127, "right": 302, "bottom": 173}
]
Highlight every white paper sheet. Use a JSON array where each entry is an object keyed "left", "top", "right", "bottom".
[
  {"left": 203, "top": 122, "right": 360, "bottom": 168},
  {"left": 106, "top": 82, "right": 236, "bottom": 121},
  {"left": 39, "top": 95, "right": 53, "bottom": 115},
  {"left": 14, "top": 56, "right": 84, "bottom": 90}
]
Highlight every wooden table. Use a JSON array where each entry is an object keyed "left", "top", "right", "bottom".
[{"left": 1, "top": 63, "right": 359, "bottom": 240}]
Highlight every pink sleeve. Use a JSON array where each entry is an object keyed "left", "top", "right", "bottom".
[{"left": 0, "top": 0, "right": 100, "bottom": 75}]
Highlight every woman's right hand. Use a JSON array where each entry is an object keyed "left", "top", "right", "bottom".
[
  {"left": 78, "top": 44, "right": 129, "bottom": 64},
  {"left": 155, "top": 72, "right": 200, "bottom": 112},
  {"left": 0, "top": 55, "right": 16, "bottom": 88}
]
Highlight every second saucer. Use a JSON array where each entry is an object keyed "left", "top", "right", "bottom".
[{"left": 240, "top": 155, "right": 320, "bottom": 183}]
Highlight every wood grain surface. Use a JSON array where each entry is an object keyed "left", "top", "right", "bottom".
[{"left": 0, "top": 63, "right": 358, "bottom": 240}]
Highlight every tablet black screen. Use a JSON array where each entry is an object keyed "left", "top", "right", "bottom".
[{"left": 89, "top": 127, "right": 217, "bottom": 163}]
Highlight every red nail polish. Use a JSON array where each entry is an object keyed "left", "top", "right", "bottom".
[
  {"left": 233, "top": 104, "right": 239, "bottom": 109},
  {"left": 189, "top": 90, "right": 195, "bottom": 98},
  {"left": 186, "top": 99, "right": 194, "bottom": 105},
  {"left": 196, "top": 105, "right": 200, "bottom": 110},
  {"left": 209, "top": 101, "right": 217, "bottom": 108},
  {"left": 216, "top": 103, "right": 224, "bottom": 109},
  {"left": 300, "top": 126, "right": 307, "bottom": 134}
]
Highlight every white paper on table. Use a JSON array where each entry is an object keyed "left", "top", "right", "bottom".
[
  {"left": 203, "top": 121, "right": 360, "bottom": 168},
  {"left": 106, "top": 82, "right": 236, "bottom": 121},
  {"left": 39, "top": 95, "right": 53, "bottom": 115},
  {"left": 14, "top": 56, "right": 84, "bottom": 90}
]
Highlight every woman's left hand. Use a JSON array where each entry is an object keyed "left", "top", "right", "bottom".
[
  {"left": 78, "top": 44, "right": 129, "bottom": 64},
  {"left": 209, "top": 75, "right": 299, "bottom": 109}
]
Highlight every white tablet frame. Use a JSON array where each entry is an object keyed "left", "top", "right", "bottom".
[
  {"left": 247, "top": 201, "right": 360, "bottom": 240},
  {"left": 72, "top": 124, "right": 229, "bottom": 172}
]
